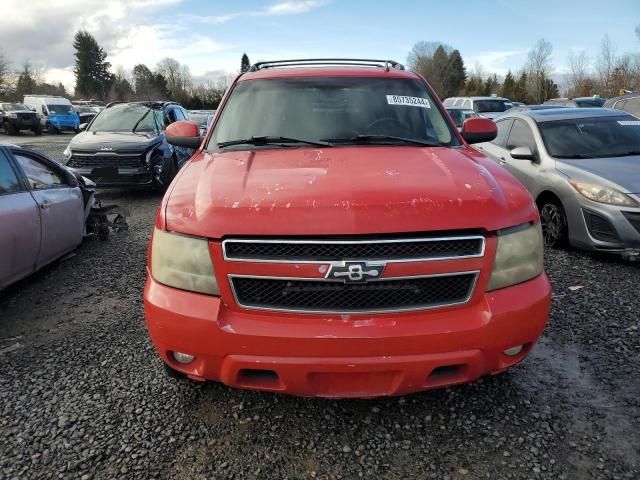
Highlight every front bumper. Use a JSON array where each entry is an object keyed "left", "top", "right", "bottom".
[
  {"left": 565, "top": 194, "right": 640, "bottom": 255},
  {"left": 7, "top": 118, "right": 39, "bottom": 130},
  {"left": 144, "top": 273, "right": 551, "bottom": 398},
  {"left": 68, "top": 166, "right": 153, "bottom": 187}
]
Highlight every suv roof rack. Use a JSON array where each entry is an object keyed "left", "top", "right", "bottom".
[{"left": 249, "top": 58, "right": 405, "bottom": 72}]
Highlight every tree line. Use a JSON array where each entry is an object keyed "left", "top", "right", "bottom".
[
  {"left": 409, "top": 26, "right": 640, "bottom": 103},
  {"left": 1, "top": 27, "right": 639, "bottom": 107}
]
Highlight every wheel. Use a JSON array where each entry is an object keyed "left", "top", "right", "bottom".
[
  {"left": 74, "top": 128, "right": 80, "bottom": 133},
  {"left": 6, "top": 123, "right": 17, "bottom": 135},
  {"left": 47, "top": 123, "right": 58, "bottom": 134},
  {"left": 155, "top": 154, "right": 178, "bottom": 190},
  {"left": 33, "top": 125, "right": 42, "bottom": 136},
  {"left": 539, "top": 199, "right": 568, "bottom": 247}
]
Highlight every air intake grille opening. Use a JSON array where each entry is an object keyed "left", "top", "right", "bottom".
[
  {"left": 230, "top": 273, "right": 477, "bottom": 313},
  {"left": 583, "top": 210, "right": 621, "bottom": 243}
]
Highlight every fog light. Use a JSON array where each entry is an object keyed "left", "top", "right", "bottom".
[
  {"left": 172, "top": 351, "right": 195, "bottom": 364},
  {"left": 503, "top": 345, "right": 524, "bottom": 356}
]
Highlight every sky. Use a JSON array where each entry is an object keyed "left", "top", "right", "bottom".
[{"left": 1, "top": 0, "right": 639, "bottom": 93}]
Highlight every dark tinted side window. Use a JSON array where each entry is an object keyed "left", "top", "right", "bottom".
[
  {"left": 0, "top": 154, "right": 23, "bottom": 195},
  {"left": 625, "top": 97, "right": 640, "bottom": 117},
  {"left": 506, "top": 119, "right": 536, "bottom": 152},
  {"left": 492, "top": 119, "right": 513, "bottom": 147}
]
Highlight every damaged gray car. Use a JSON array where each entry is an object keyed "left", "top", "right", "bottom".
[{"left": 0, "top": 145, "right": 127, "bottom": 289}]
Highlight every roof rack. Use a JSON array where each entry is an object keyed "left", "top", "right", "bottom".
[{"left": 249, "top": 58, "right": 405, "bottom": 72}]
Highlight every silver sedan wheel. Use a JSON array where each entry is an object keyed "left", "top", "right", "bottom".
[{"left": 540, "top": 203, "right": 566, "bottom": 247}]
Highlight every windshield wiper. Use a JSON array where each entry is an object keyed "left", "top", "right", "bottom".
[
  {"left": 553, "top": 153, "right": 597, "bottom": 159},
  {"left": 323, "top": 135, "right": 442, "bottom": 147},
  {"left": 218, "top": 136, "right": 332, "bottom": 148},
  {"left": 605, "top": 150, "right": 640, "bottom": 157},
  {"left": 131, "top": 109, "right": 153, "bottom": 133}
]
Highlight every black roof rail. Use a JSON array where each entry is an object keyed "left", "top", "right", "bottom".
[{"left": 249, "top": 58, "right": 405, "bottom": 72}]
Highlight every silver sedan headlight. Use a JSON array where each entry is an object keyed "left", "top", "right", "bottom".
[
  {"left": 63, "top": 146, "right": 72, "bottom": 161},
  {"left": 570, "top": 180, "right": 638, "bottom": 207},
  {"left": 487, "top": 223, "right": 544, "bottom": 291},
  {"left": 150, "top": 228, "right": 219, "bottom": 295}
]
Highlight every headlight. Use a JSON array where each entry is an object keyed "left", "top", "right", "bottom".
[
  {"left": 63, "top": 146, "right": 72, "bottom": 160},
  {"left": 487, "top": 223, "right": 544, "bottom": 291},
  {"left": 150, "top": 228, "right": 219, "bottom": 295},
  {"left": 7, "top": 113, "right": 17, "bottom": 119},
  {"left": 569, "top": 180, "right": 638, "bottom": 207}
]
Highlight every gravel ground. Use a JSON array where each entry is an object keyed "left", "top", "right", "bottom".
[{"left": 1, "top": 138, "right": 639, "bottom": 480}]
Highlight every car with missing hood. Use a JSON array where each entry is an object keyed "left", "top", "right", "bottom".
[
  {"left": 144, "top": 58, "right": 551, "bottom": 398},
  {"left": 62, "top": 101, "right": 194, "bottom": 188},
  {"left": 476, "top": 108, "right": 640, "bottom": 258}
]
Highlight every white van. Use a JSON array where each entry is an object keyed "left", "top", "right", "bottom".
[{"left": 23, "top": 95, "right": 80, "bottom": 133}]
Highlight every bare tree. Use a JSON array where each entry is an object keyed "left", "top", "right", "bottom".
[
  {"left": 567, "top": 49, "right": 591, "bottom": 96},
  {"left": 407, "top": 41, "right": 452, "bottom": 69},
  {"left": 595, "top": 34, "right": 617, "bottom": 96},
  {"left": 525, "top": 38, "right": 554, "bottom": 103},
  {"left": 0, "top": 50, "right": 9, "bottom": 95},
  {"left": 156, "top": 57, "right": 192, "bottom": 102}
]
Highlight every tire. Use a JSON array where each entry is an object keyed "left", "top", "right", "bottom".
[
  {"left": 156, "top": 154, "right": 178, "bottom": 191},
  {"left": 33, "top": 125, "right": 42, "bottom": 136},
  {"left": 47, "top": 123, "right": 58, "bottom": 134},
  {"left": 539, "top": 199, "right": 568, "bottom": 247},
  {"left": 6, "top": 123, "right": 17, "bottom": 135}
]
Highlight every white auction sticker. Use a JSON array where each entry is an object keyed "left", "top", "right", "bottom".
[
  {"left": 386, "top": 95, "right": 431, "bottom": 108},
  {"left": 618, "top": 120, "right": 640, "bottom": 126}
]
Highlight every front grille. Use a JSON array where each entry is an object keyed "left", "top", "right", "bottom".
[
  {"left": 230, "top": 273, "right": 478, "bottom": 313},
  {"left": 68, "top": 153, "right": 143, "bottom": 168},
  {"left": 17, "top": 112, "right": 36, "bottom": 120},
  {"left": 622, "top": 211, "right": 640, "bottom": 235},
  {"left": 583, "top": 210, "right": 621, "bottom": 243},
  {"left": 223, "top": 236, "right": 484, "bottom": 262}
]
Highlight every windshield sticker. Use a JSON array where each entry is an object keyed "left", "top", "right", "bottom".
[
  {"left": 618, "top": 120, "right": 640, "bottom": 126},
  {"left": 386, "top": 95, "right": 431, "bottom": 108}
]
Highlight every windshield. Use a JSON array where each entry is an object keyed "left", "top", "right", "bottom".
[
  {"left": 474, "top": 99, "right": 511, "bottom": 113},
  {"left": 47, "top": 104, "right": 74, "bottom": 114},
  {"left": 2, "top": 103, "right": 29, "bottom": 111},
  {"left": 75, "top": 106, "right": 95, "bottom": 113},
  {"left": 539, "top": 115, "right": 640, "bottom": 158},
  {"left": 209, "top": 77, "right": 456, "bottom": 150},
  {"left": 88, "top": 104, "right": 160, "bottom": 133},
  {"left": 574, "top": 98, "right": 606, "bottom": 107}
]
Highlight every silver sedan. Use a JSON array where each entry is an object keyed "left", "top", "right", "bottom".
[
  {"left": 0, "top": 145, "right": 85, "bottom": 289},
  {"left": 476, "top": 108, "right": 640, "bottom": 259}
]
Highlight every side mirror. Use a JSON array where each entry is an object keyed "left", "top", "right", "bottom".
[
  {"left": 510, "top": 146, "right": 536, "bottom": 160},
  {"left": 79, "top": 123, "right": 88, "bottom": 131},
  {"left": 461, "top": 117, "right": 497, "bottom": 144},
  {"left": 166, "top": 120, "right": 201, "bottom": 149}
]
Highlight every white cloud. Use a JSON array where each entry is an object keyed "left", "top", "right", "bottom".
[
  {"left": 193, "top": 0, "right": 330, "bottom": 25},
  {"left": 266, "top": 0, "right": 329, "bottom": 15},
  {"left": 465, "top": 50, "right": 528, "bottom": 76}
]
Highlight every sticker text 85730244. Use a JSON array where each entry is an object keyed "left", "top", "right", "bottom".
[{"left": 386, "top": 95, "right": 431, "bottom": 109}]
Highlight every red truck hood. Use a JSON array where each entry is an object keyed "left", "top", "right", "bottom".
[{"left": 165, "top": 146, "right": 538, "bottom": 238}]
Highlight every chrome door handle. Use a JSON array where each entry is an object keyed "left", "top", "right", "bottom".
[
  {"left": 40, "top": 201, "right": 51, "bottom": 210},
  {"left": 499, "top": 157, "right": 506, "bottom": 165}
]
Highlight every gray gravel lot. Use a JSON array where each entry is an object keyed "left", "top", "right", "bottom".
[{"left": 1, "top": 137, "right": 639, "bottom": 480}]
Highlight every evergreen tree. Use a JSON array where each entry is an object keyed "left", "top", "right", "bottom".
[
  {"left": 514, "top": 71, "right": 529, "bottom": 103},
  {"left": 73, "top": 30, "right": 113, "bottom": 100},
  {"left": 241, "top": 53, "right": 251, "bottom": 73},
  {"left": 501, "top": 71, "right": 516, "bottom": 100},
  {"left": 15, "top": 62, "right": 37, "bottom": 99},
  {"left": 445, "top": 50, "right": 466, "bottom": 97}
]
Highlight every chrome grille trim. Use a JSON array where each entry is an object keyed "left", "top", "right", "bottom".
[
  {"left": 228, "top": 271, "right": 480, "bottom": 314},
  {"left": 222, "top": 235, "right": 486, "bottom": 263}
]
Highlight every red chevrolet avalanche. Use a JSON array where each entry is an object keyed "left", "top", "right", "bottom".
[{"left": 144, "top": 59, "right": 551, "bottom": 398}]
